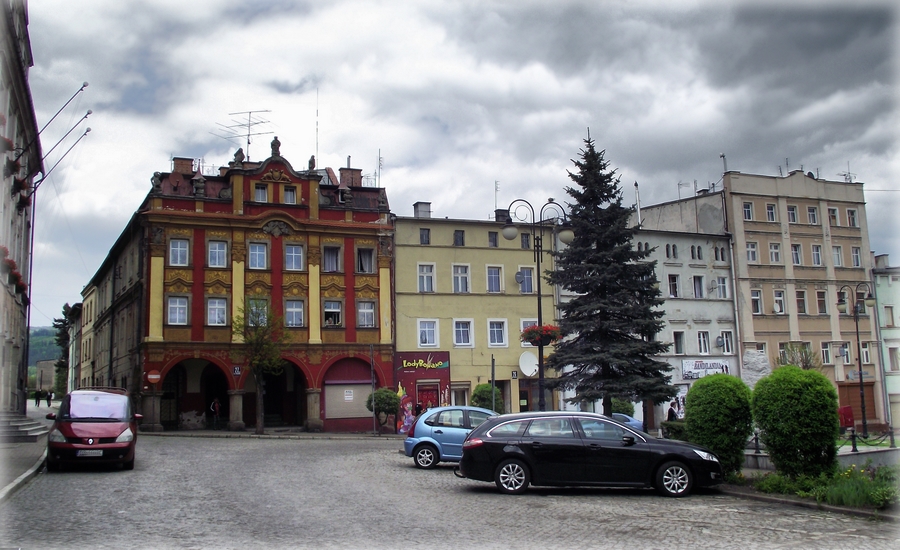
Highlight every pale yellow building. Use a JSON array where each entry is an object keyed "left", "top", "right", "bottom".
[{"left": 394, "top": 202, "right": 560, "bottom": 413}]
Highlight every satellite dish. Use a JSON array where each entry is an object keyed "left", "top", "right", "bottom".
[
  {"left": 515, "top": 271, "right": 524, "bottom": 284},
  {"left": 519, "top": 352, "right": 538, "bottom": 377}
]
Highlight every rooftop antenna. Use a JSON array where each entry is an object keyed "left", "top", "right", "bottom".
[
  {"left": 778, "top": 165, "right": 783, "bottom": 176},
  {"left": 316, "top": 88, "right": 319, "bottom": 167},
  {"left": 719, "top": 153, "right": 727, "bottom": 173},
  {"left": 838, "top": 162, "right": 856, "bottom": 183},
  {"left": 677, "top": 180, "right": 691, "bottom": 200},
  {"left": 212, "top": 110, "right": 272, "bottom": 161},
  {"left": 494, "top": 180, "right": 499, "bottom": 216}
]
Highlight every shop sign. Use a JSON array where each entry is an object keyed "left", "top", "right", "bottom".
[{"left": 682, "top": 359, "right": 729, "bottom": 380}]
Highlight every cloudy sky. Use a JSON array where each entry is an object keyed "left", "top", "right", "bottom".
[{"left": 24, "top": 0, "right": 898, "bottom": 326}]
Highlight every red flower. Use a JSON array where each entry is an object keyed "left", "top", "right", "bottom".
[
  {"left": 0, "top": 136, "right": 13, "bottom": 153},
  {"left": 521, "top": 324, "right": 562, "bottom": 345}
]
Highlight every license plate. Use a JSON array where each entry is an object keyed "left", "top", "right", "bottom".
[{"left": 76, "top": 450, "right": 103, "bottom": 457}]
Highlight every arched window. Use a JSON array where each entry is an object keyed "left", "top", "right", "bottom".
[
  {"left": 666, "top": 244, "right": 671, "bottom": 258},
  {"left": 672, "top": 245, "right": 678, "bottom": 258},
  {"left": 715, "top": 247, "right": 720, "bottom": 261},
  {"left": 645, "top": 242, "right": 650, "bottom": 251},
  {"left": 697, "top": 247, "right": 703, "bottom": 260},
  {"left": 637, "top": 242, "right": 643, "bottom": 252},
  {"left": 691, "top": 245, "right": 696, "bottom": 259}
]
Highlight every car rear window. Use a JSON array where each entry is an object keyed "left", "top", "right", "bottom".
[
  {"left": 61, "top": 393, "right": 130, "bottom": 421},
  {"left": 487, "top": 420, "right": 528, "bottom": 437},
  {"left": 468, "top": 410, "right": 494, "bottom": 428}
]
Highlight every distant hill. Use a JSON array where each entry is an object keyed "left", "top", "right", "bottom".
[{"left": 28, "top": 326, "right": 62, "bottom": 367}]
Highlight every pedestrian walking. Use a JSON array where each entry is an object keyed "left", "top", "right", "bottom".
[
  {"left": 210, "top": 398, "right": 221, "bottom": 430},
  {"left": 35, "top": 389, "right": 41, "bottom": 407},
  {"left": 46, "top": 391, "right": 52, "bottom": 407},
  {"left": 667, "top": 401, "right": 678, "bottom": 422}
]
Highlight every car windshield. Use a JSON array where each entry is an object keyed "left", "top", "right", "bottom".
[{"left": 60, "top": 393, "right": 130, "bottom": 421}]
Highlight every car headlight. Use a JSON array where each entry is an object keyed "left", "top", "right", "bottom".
[
  {"left": 48, "top": 430, "right": 66, "bottom": 443},
  {"left": 693, "top": 449, "right": 719, "bottom": 462},
  {"left": 115, "top": 428, "right": 134, "bottom": 443}
]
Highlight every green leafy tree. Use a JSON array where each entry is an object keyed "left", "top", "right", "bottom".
[
  {"left": 777, "top": 343, "right": 823, "bottom": 371},
  {"left": 684, "top": 374, "right": 753, "bottom": 477},
  {"left": 232, "top": 303, "right": 287, "bottom": 434},
  {"left": 366, "top": 387, "right": 402, "bottom": 434},
  {"left": 470, "top": 384, "right": 504, "bottom": 413},
  {"left": 546, "top": 137, "right": 675, "bottom": 415},
  {"left": 751, "top": 366, "right": 839, "bottom": 478},
  {"left": 52, "top": 304, "right": 72, "bottom": 395}
]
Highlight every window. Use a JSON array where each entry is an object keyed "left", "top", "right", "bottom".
[
  {"left": 249, "top": 243, "right": 267, "bottom": 269},
  {"left": 518, "top": 267, "right": 534, "bottom": 294},
  {"left": 673, "top": 331, "right": 685, "bottom": 355},
  {"left": 488, "top": 231, "right": 498, "bottom": 248},
  {"left": 666, "top": 244, "right": 671, "bottom": 258},
  {"left": 832, "top": 246, "right": 843, "bottom": 267},
  {"left": 521, "top": 233, "right": 530, "bottom": 250},
  {"left": 721, "top": 331, "right": 734, "bottom": 355},
  {"left": 668, "top": 274, "right": 680, "bottom": 298},
  {"left": 861, "top": 342, "right": 871, "bottom": 364},
  {"left": 285, "top": 300, "right": 304, "bottom": 327},
  {"left": 324, "top": 301, "right": 342, "bottom": 327},
  {"left": 743, "top": 202, "right": 753, "bottom": 220},
  {"left": 418, "top": 264, "right": 435, "bottom": 293},
  {"left": 821, "top": 342, "right": 832, "bottom": 365},
  {"left": 856, "top": 291, "right": 868, "bottom": 315},
  {"left": 693, "top": 276, "right": 704, "bottom": 298},
  {"left": 488, "top": 319, "right": 507, "bottom": 347},
  {"left": 323, "top": 246, "right": 340, "bottom": 272},
  {"left": 454, "top": 320, "right": 473, "bottom": 347},
  {"left": 817, "top": 291, "right": 828, "bottom": 315},
  {"left": 885, "top": 305, "right": 895, "bottom": 327},
  {"left": 851, "top": 247, "right": 861, "bottom": 268},
  {"left": 697, "top": 246, "right": 702, "bottom": 260},
  {"left": 847, "top": 209, "right": 858, "bottom": 227},
  {"left": 769, "top": 243, "right": 781, "bottom": 263},
  {"left": 691, "top": 246, "right": 696, "bottom": 260},
  {"left": 672, "top": 245, "right": 678, "bottom": 258},
  {"left": 751, "top": 289, "right": 762, "bottom": 314},
  {"left": 697, "top": 331, "right": 710, "bottom": 355},
  {"left": 787, "top": 244, "right": 801, "bottom": 266},
  {"left": 774, "top": 290, "right": 786, "bottom": 314},
  {"left": 246, "top": 299, "right": 268, "bottom": 326},
  {"left": 812, "top": 245, "right": 823, "bottom": 266},
  {"left": 254, "top": 184, "right": 268, "bottom": 202},
  {"left": 778, "top": 343, "right": 788, "bottom": 363},
  {"left": 890, "top": 348, "right": 900, "bottom": 372},
  {"left": 419, "top": 228, "right": 430, "bottom": 245},
  {"left": 716, "top": 277, "right": 728, "bottom": 299},
  {"left": 357, "top": 248, "right": 375, "bottom": 273},
  {"left": 756, "top": 342, "right": 767, "bottom": 354},
  {"left": 284, "top": 186, "right": 297, "bottom": 204},
  {"left": 168, "top": 297, "right": 188, "bottom": 325},
  {"left": 796, "top": 290, "right": 807, "bottom": 314},
  {"left": 418, "top": 319, "right": 437, "bottom": 347},
  {"left": 807, "top": 207, "right": 818, "bottom": 225},
  {"left": 487, "top": 266, "right": 502, "bottom": 293},
  {"left": 746, "top": 242, "right": 758, "bottom": 263},
  {"left": 207, "top": 298, "right": 226, "bottom": 326},
  {"left": 208, "top": 241, "right": 227, "bottom": 268},
  {"left": 285, "top": 245, "right": 303, "bottom": 271},
  {"left": 169, "top": 239, "right": 189, "bottom": 266},
  {"left": 357, "top": 302, "right": 375, "bottom": 328},
  {"left": 766, "top": 204, "right": 776, "bottom": 222},
  {"left": 840, "top": 342, "right": 852, "bottom": 364},
  {"left": 452, "top": 264, "right": 470, "bottom": 293},
  {"left": 787, "top": 205, "right": 798, "bottom": 223},
  {"left": 828, "top": 207, "right": 839, "bottom": 226},
  {"left": 453, "top": 230, "right": 465, "bottom": 246}
]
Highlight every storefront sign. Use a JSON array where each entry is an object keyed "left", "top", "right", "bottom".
[
  {"left": 344, "top": 389, "right": 354, "bottom": 401},
  {"left": 682, "top": 359, "right": 729, "bottom": 380}
]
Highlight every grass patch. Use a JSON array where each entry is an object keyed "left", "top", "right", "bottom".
[{"left": 751, "top": 462, "right": 899, "bottom": 510}]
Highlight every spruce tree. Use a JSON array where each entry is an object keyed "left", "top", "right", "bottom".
[{"left": 546, "top": 137, "right": 675, "bottom": 415}]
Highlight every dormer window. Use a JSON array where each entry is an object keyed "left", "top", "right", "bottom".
[{"left": 255, "top": 184, "right": 268, "bottom": 202}]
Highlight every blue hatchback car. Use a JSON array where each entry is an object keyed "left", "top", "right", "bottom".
[{"left": 404, "top": 405, "right": 497, "bottom": 469}]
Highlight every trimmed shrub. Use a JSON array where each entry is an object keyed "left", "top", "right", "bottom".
[
  {"left": 471, "top": 384, "right": 505, "bottom": 414},
  {"left": 661, "top": 420, "right": 687, "bottom": 441},
  {"left": 751, "top": 366, "right": 839, "bottom": 478},
  {"left": 611, "top": 397, "right": 635, "bottom": 417},
  {"left": 684, "top": 374, "right": 753, "bottom": 476}
]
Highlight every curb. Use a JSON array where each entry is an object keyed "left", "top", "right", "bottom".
[
  {"left": 717, "top": 485, "right": 899, "bottom": 522},
  {"left": 0, "top": 448, "right": 46, "bottom": 504},
  {"left": 140, "top": 431, "right": 405, "bottom": 441}
]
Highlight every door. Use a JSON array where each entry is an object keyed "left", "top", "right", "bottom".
[
  {"left": 577, "top": 416, "right": 651, "bottom": 485},
  {"left": 429, "top": 408, "right": 469, "bottom": 460},
  {"left": 519, "top": 417, "right": 585, "bottom": 484}
]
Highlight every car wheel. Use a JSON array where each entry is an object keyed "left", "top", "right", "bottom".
[
  {"left": 413, "top": 444, "right": 438, "bottom": 469},
  {"left": 656, "top": 461, "right": 693, "bottom": 497},
  {"left": 494, "top": 459, "right": 530, "bottom": 495}
]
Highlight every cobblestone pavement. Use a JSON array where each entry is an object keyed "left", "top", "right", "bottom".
[{"left": 1, "top": 436, "right": 897, "bottom": 549}]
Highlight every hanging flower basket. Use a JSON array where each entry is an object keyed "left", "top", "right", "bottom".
[
  {"left": 14, "top": 279, "right": 27, "bottom": 294},
  {"left": 4, "top": 157, "right": 21, "bottom": 178},
  {"left": 11, "top": 177, "right": 26, "bottom": 195},
  {"left": 0, "top": 136, "right": 13, "bottom": 154},
  {"left": 521, "top": 324, "right": 561, "bottom": 346},
  {"left": 16, "top": 194, "right": 30, "bottom": 212},
  {"left": 9, "top": 269, "right": 22, "bottom": 286},
  {"left": 3, "top": 258, "right": 17, "bottom": 275}
]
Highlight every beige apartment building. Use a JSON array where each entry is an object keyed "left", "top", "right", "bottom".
[
  {"left": 723, "top": 170, "right": 884, "bottom": 430},
  {"left": 393, "top": 202, "right": 560, "bottom": 418}
]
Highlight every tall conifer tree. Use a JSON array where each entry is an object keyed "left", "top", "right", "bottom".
[{"left": 546, "top": 137, "right": 675, "bottom": 415}]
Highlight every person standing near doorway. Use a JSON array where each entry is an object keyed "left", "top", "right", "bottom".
[{"left": 210, "top": 398, "right": 221, "bottom": 430}]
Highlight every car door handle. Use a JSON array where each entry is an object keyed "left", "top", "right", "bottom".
[
  {"left": 587, "top": 443, "right": 603, "bottom": 450},
  {"left": 531, "top": 442, "right": 543, "bottom": 448},
  {"left": 434, "top": 430, "right": 443, "bottom": 434}
]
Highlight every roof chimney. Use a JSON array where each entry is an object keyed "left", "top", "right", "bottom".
[{"left": 413, "top": 202, "right": 432, "bottom": 219}]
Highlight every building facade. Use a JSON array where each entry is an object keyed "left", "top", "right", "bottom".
[
  {"left": 81, "top": 142, "right": 394, "bottom": 432},
  {"left": 393, "top": 203, "right": 560, "bottom": 425},
  {"left": 1, "top": 0, "right": 42, "bottom": 413},
  {"left": 873, "top": 254, "right": 899, "bottom": 430}
]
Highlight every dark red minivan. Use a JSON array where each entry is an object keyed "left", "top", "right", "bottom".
[{"left": 45, "top": 387, "right": 142, "bottom": 471}]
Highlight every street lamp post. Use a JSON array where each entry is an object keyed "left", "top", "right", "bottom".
[
  {"left": 502, "top": 198, "right": 574, "bottom": 412},
  {"left": 837, "top": 283, "right": 876, "bottom": 438}
]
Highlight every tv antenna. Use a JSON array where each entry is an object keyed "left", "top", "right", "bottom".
[
  {"left": 211, "top": 110, "right": 273, "bottom": 161},
  {"left": 838, "top": 162, "right": 856, "bottom": 183},
  {"left": 677, "top": 180, "right": 691, "bottom": 199}
]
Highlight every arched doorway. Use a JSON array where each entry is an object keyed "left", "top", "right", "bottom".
[
  {"left": 201, "top": 364, "right": 229, "bottom": 430},
  {"left": 160, "top": 365, "right": 185, "bottom": 431},
  {"left": 249, "top": 361, "right": 308, "bottom": 428}
]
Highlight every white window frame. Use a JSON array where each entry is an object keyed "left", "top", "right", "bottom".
[
  {"left": 716, "top": 277, "right": 728, "bottom": 299},
  {"left": 769, "top": 243, "right": 781, "bottom": 264},
  {"left": 697, "top": 331, "right": 710, "bottom": 355},
  {"left": 169, "top": 239, "right": 189, "bottom": 267},
  {"left": 418, "top": 263, "right": 435, "bottom": 293},
  {"left": 791, "top": 244, "right": 802, "bottom": 266},
  {"left": 357, "top": 301, "right": 376, "bottom": 328},
  {"left": 821, "top": 342, "right": 832, "bottom": 365},
  {"left": 787, "top": 205, "right": 798, "bottom": 223},
  {"left": 828, "top": 207, "right": 839, "bottom": 226},
  {"left": 487, "top": 319, "right": 508, "bottom": 348},
  {"left": 693, "top": 275, "right": 704, "bottom": 298},
  {"left": 673, "top": 331, "right": 685, "bottom": 355},
  {"left": 254, "top": 184, "right": 268, "bottom": 202},
  {"left": 847, "top": 209, "right": 858, "bottom": 227},
  {"left": 766, "top": 204, "right": 777, "bottom": 222},
  {"left": 807, "top": 206, "right": 818, "bottom": 225},
  {"left": 861, "top": 342, "right": 871, "bottom": 364},
  {"left": 208, "top": 241, "right": 227, "bottom": 268},
  {"left": 851, "top": 247, "right": 861, "bottom": 268},
  {"left": 486, "top": 266, "right": 503, "bottom": 293},
  {"left": 168, "top": 296, "right": 188, "bottom": 325},
  {"left": 751, "top": 289, "right": 763, "bottom": 315},
  {"left": 746, "top": 242, "right": 758, "bottom": 263},
  {"left": 285, "top": 300, "right": 304, "bottom": 328},
  {"left": 248, "top": 243, "right": 267, "bottom": 270},
  {"left": 284, "top": 186, "right": 297, "bottom": 205},
  {"left": 817, "top": 290, "right": 828, "bottom": 315},
  {"left": 452, "top": 264, "right": 471, "bottom": 294},
  {"left": 285, "top": 245, "right": 304, "bottom": 271},
  {"left": 520, "top": 319, "right": 538, "bottom": 347},
  {"left": 721, "top": 331, "right": 734, "bottom": 355},
  {"left": 668, "top": 274, "right": 680, "bottom": 298},
  {"left": 356, "top": 247, "right": 375, "bottom": 274},
  {"left": 418, "top": 319, "right": 438, "bottom": 348},
  {"left": 323, "top": 246, "right": 341, "bottom": 273},
  {"left": 207, "top": 298, "right": 227, "bottom": 326},
  {"left": 774, "top": 290, "right": 786, "bottom": 315},
  {"left": 812, "top": 245, "right": 823, "bottom": 266},
  {"left": 743, "top": 202, "right": 753, "bottom": 220},
  {"left": 518, "top": 266, "right": 534, "bottom": 294},
  {"left": 832, "top": 246, "right": 843, "bottom": 267},
  {"left": 796, "top": 290, "right": 807, "bottom": 314},
  {"left": 453, "top": 319, "right": 474, "bottom": 347},
  {"left": 247, "top": 298, "right": 268, "bottom": 327},
  {"left": 324, "top": 300, "right": 342, "bottom": 327}
]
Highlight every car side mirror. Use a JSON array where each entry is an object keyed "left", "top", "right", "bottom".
[
  {"left": 134, "top": 413, "right": 143, "bottom": 421},
  {"left": 622, "top": 435, "right": 636, "bottom": 446},
  {"left": 45, "top": 413, "right": 56, "bottom": 420}
]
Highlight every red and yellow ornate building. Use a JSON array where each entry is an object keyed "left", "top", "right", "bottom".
[{"left": 87, "top": 140, "right": 394, "bottom": 432}]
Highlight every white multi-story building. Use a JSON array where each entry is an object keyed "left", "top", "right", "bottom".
[{"left": 873, "top": 254, "right": 899, "bottom": 430}]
